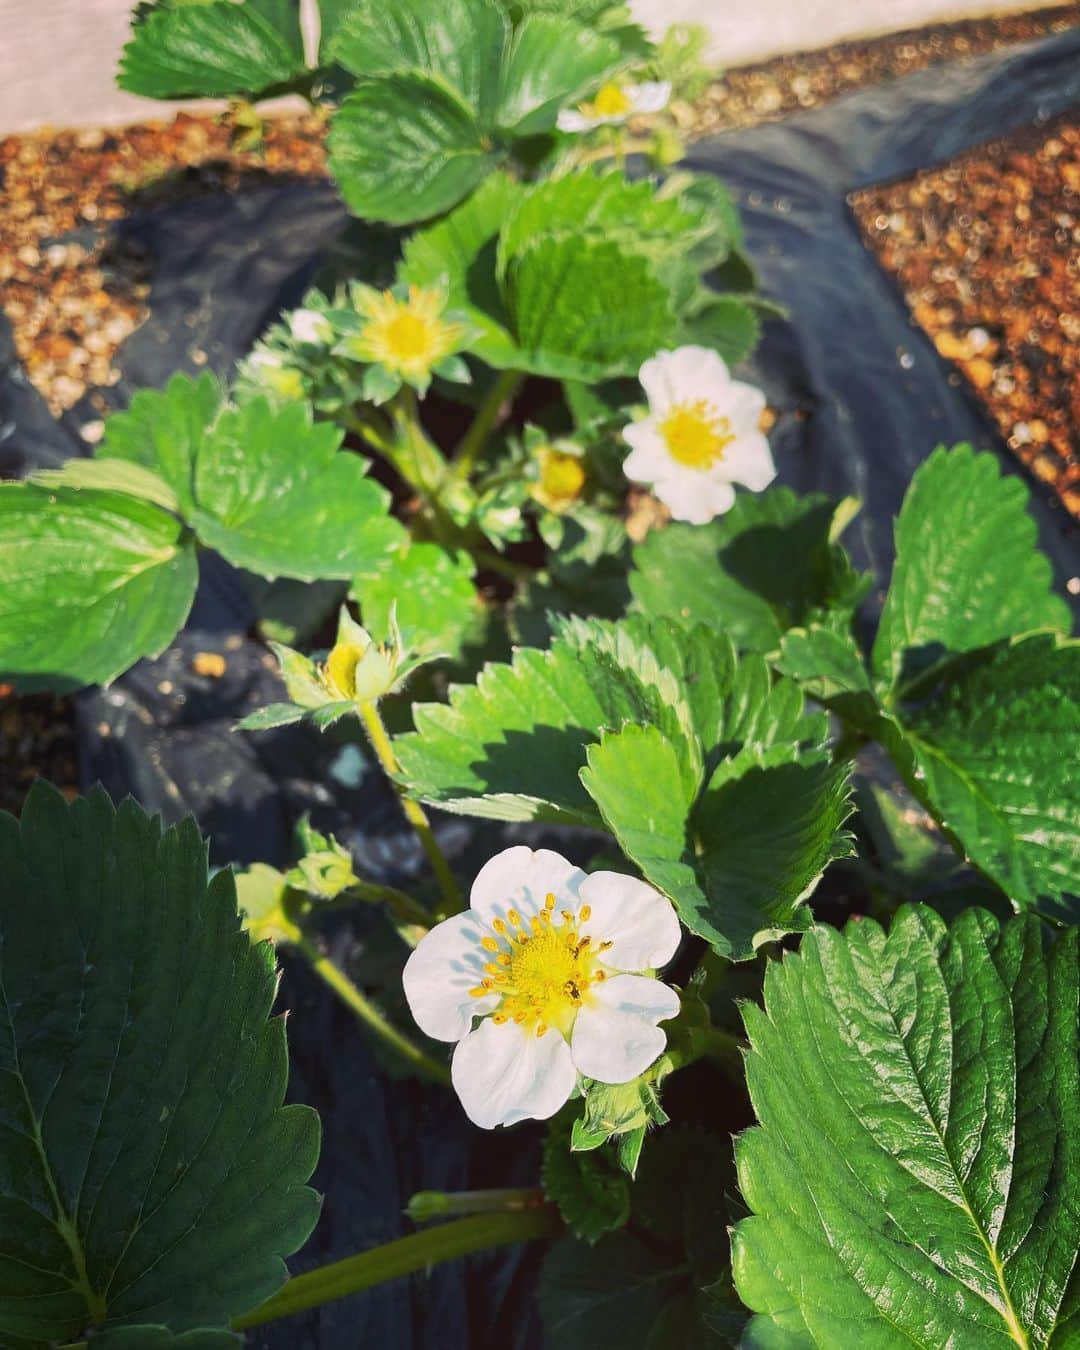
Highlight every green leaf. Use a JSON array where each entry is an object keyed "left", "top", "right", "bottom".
[
  {"left": 234, "top": 702, "right": 307, "bottom": 731},
  {"left": 353, "top": 540, "right": 480, "bottom": 659},
  {"left": 98, "top": 371, "right": 224, "bottom": 519},
  {"left": 542, "top": 1110, "right": 631, "bottom": 1244},
  {"left": 495, "top": 13, "right": 620, "bottom": 135},
  {"left": 630, "top": 489, "right": 864, "bottom": 653},
  {"left": 772, "top": 625, "right": 880, "bottom": 730},
  {"left": 314, "top": 0, "right": 354, "bottom": 58},
  {"left": 891, "top": 633, "right": 1080, "bottom": 921},
  {"left": 394, "top": 622, "right": 696, "bottom": 825},
  {"left": 328, "top": 73, "right": 500, "bottom": 225},
  {"left": 329, "top": 0, "right": 509, "bottom": 114},
  {"left": 540, "top": 1231, "right": 686, "bottom": 1350},
  {"left": 0, "top": 484, "right": 197, "bottom": 692},
  {"left": 88, "top": 1328, "right": 242, "bottom": 1348},
  {"left": 732, "top": 906, "right": 1080, "bottom": 1348},
  {"left": 188, "top": 398, "right": 402, "bottom": 581},
  {"left": 102, "top": 376, "right": 402, "bottom": 581},
  {"left": 118, "top": 1, "right": 304, "bottom": 98},
  {"left": 539, "top": 1127, "right": 736, "bottom": 1350},
  {"left": 497, "top": 171, "right": 702, "bottom": 283},
  {"left": 873, "top": 444, "right": 1071, "bottom": 693},
  {"left": 0, "top": 784, "right": 320, "bottom": 1344},
  {"left": 582, "top": 724, "right": 852, "bottom": 960},
  {"left": 677, "top": 294, "right": 760, "bottom": 366},
  {"left": 507, "top": 233, "right": 674, "bottom": 380},
  {"left": 246, "top": 0, "right": 305, "bottom": 60},
  {"left": 30, "top": 458, "right": 180, "bottom": 515}
]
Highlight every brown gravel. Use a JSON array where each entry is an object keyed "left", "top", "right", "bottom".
[
  {"left": 0, "top": 109, "right": 327, "bottom": 417},
  {"left": 852, "top": 114, "right": 1080, "bottom": 517},
  {"left": 676, "top": 5, "right": 1079, "bottom": 138}
]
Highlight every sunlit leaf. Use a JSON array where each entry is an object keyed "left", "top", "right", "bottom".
[{"left": 733, "top": 906, "right": 1080, "bottom": 1348}]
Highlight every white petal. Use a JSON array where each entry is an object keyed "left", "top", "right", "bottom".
[
  {"left": 652, "top": 469, "right": 735, "bottom": 523},
  {"left": 622, "top": 421, "right": 671, "bottom": 483},
  {"left": 578, "top": 871, "right": 681, "bottom": 971},
  {"left": 402, "top": 911, "right": 497, "bottom": 1042},
  {"left": 571, "top": 974, "right": 680, "bottom": 1084},
  {"left": 469, "top": 845, "right": 586, "bottom": 928},
  {"left": 289, "top": 308, "right": 331, "bottom": 344},
  {"left": 722, "top": 431, "right": 777, "bottom": 492},
  {"left": 557, "top": 109, "right": 594, "bottom": 133},
  {"left": 630, "top": 81, "right": 671, "bottom": 114},
  {"left": 639, "top": 345, "right": 732, "bottom": 413},
  {"left": 724, "top": 379, "right": 767, "bottom": 431},
  {"left": 452, "top": 1018, "right": 576, "bottom": 1128}
]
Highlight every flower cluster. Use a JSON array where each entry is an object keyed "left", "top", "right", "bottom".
[{"left": 403, "top": 847, "right": 681, "bottom": 1128}]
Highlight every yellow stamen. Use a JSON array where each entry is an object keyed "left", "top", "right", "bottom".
[
  {"left": 481, "top": 936, "right": 499, "bottom": 952},
  {"left": 590, "top": 81, "right": 632, "bottom": 118},
  {"left": 477, "top": 893, "right": 613, "bottom": 1036},
  {"left": 579, "top": 904, "right": 592, "bottom": 922},
  {"left": 659, "top": 400, "right": 735, "bottom": 469},
  {"left": 324, "top": 641, "right": 364, "bottom": 701},
  {"left": 349, "top": 284, "right": 465, "bottom": 381}
]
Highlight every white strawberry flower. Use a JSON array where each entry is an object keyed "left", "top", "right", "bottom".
[
  {"left": 289, "top": 307, "right": 333, "bottom": 345},
  {"left": 557, "top": 79, "right": 671, "bottom": 133},
  {"left": 622, "top": 346, "right": 776, "bottom": 524},
  {"left": 403, "top": 847, "right": 681, "bottom": 1129}
]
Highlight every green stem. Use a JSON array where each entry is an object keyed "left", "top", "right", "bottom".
[
  {"left": 574, "top": 135, "right": 652, "bottom": 169},
  {"left": 453, "top": 370, "right": 524, "bottom": 481},
  {"left": 358, "top": 699, "right": 465, "bottom": 916},
  {"left": 294, "top": 935, "right": 450, "bottom": 1085},
  {"left": 667, "top": 1025, "right": 744, "bottom": 1079},
  {"left": 232, "top": 1210, "right": 560, "bottom": 1331},
  {"left": 349, "top": 879, "right": 433, "bottom": 931},
  {"left": 473, "top": 546, "right": 532, "bottom": 583},
  {"left": 407, "top": 1187, "right": 546, "bottom": 1222}
]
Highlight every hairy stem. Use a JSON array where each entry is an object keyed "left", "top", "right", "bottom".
[
  {"left": 453, "top": 370, "right": 524, "bottom": 481},
  {"left": 357, "top": 699, "right": 465, "bottom": 916},
  {"left": 232, "top": 1210, "right": 561, "bottom": 1330},
  {"left": 294, "top": 935, "right": 450, "bottom": 1085}
]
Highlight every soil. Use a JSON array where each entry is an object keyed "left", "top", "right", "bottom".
[
  {"left": 852, "top": 112, "right": 1080, "bottom": 517},
  {"left": 0, "top": 110, "right": 326, "bottom": 418}
]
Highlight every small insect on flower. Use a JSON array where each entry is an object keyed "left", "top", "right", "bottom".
[
  {"left": 345, "top": 283, "right": 468, "bottom": 394},
  {"left": 622, "top": 345, "right": 776, "bottom": 523},
  {"left": 557, "top": 80, "right": 671, "bottom": 133},
  {"left": 403, "top": 847, "right": 682, "bottom": 1129}
]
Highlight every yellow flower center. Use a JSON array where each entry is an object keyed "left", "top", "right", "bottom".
[
  {"left": 534, "top": 447, "right": 586, "bottom": 511},
  {"left": 353, "top": 286, "right": 465, "bottom": 379},
  {"left": 590, "top": 82, "right": 632, "bottom": 118},
  {"left": 659, "top": 400, "right": 735, "bottom": 469},
  {"left": 469, "top": 896, "right": 612, "bottom": 1037},
  {"left": 324, "top": 641, "right": 364, "bottom": 700},
  {"left": 383, "top": 312, "right": 436, "bottom": 364}
]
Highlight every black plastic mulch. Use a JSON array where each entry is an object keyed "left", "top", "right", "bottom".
[{"left": 1, "top": 26, "right": 1078, "bottom": 1350}]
